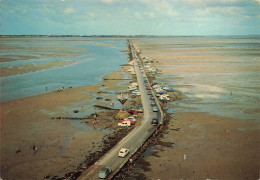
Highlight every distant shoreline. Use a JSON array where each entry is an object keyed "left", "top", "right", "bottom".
[{"left": 1, "top": 35, "right": 260, "bottom": 38}]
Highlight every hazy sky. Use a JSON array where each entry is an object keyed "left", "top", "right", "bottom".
[{"left": 1, "top": 0, "right": 260, "bottom": 35}]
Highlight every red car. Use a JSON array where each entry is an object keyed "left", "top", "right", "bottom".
[
  {"left": 146, "top": 86, "right": 151, "bottom": 90},
  {"left": 128, "top": 109, "right": 137, "bottom": 114},
  {"left": 120, "top": 119, "right": 135, "bottom": 125}
]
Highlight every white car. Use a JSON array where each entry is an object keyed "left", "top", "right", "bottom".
[
  {"left": 159, "top": 95, "right": 170, "bottom": 101},
  {"left": 118, "top": 121, "right": 131, "bottom": 127},
  {"left": 118, "top": 148, "right": 129, "bottom": 157},
  {"left": 153, "top": 106, "right": 158, "bottom": 112},
  {"left": 124, "top": 116, "right": 136, "bottom": 122},
  {"left": 132, "top": 90, "right": 140, "bottom": 96}
]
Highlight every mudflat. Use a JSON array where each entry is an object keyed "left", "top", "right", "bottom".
[
  {"left": 128, "top": 37, "right": 260, "bottom": 179},
  {"left": 130, "top": 111, "right": 259, "bottom": 179},
  {"left": 0, "top": 68, "right": 140, "bottom": 179}
]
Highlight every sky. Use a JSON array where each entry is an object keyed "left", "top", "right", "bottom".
[{"left": 0, "top": 0, "right": 260, "bottom": 35}]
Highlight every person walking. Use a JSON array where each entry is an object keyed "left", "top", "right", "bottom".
[{"left": 35, "top": 146, "right": 38, "bottom": 154}]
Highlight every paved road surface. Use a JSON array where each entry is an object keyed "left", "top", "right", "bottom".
[{"left": 78, "top": 40, "right": 163, "bottom": 180}]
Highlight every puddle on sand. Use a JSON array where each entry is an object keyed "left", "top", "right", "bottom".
[
  {"left": 142, "top": 145, "right": 157, "bottom": 158},
  {"left": 237, "top": 127, "right": 247, "bottom": 131},
  {"left": 69, "top": 120, "right": 113, "bottom": 134},
  {"left": 99, "top": 86, "right": 107, "bottom": 92},
  {"left": 200, "top": 129, "right": 206, "bottom": 137},
  {"left": 189, "top": 123, "right": 196, "bottom": 129},
  {"left": 39, "top": 109, "right": 56, "bottom": 116},
  {"left": 166, "top": 107, "right": 174, "bottom": 114}
]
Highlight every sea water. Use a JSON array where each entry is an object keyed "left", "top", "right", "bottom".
[{"left": 0, "top": 37, "right": 129, "bottom": 102}]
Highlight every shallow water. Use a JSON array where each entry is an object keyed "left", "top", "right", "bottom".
[
  {"left": 135, "top": 36, "right": 260, "bottom": 120},
  {"left": 0, "top": 37, "right": 128, "bottom": 102}
]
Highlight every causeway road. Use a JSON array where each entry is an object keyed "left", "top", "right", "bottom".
[{"left": 78, "top": 40, "right": 163, "bottom": 180}]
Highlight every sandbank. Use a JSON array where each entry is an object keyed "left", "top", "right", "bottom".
[{"left": 0, "top": 60, "right": 79, "bottom": 77}]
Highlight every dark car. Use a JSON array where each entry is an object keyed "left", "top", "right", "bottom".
[
  {"left": 151, "top": 82, "right": 158, "bottom": 86},
  {"left": 131, "top": 93, "right": 136, "bottom": 98},
  {"left": 151, "top": 101, "right": 156, "bottom": 106},
  {"left": 151, "top": 118, "right": 158, "bottom": 126},
  {"left": 98, "top": 167, "right": 112, "bottom": 179},
  {"left": 150, "top": 96, "right": 155, "bottom": 101},
  {"left": 136, "top": 106, "right": 143, "bottom": 113},
  {"left": 147, "top": 90, "right": 152, "bottom": 95},
  {"left": 159, "top": 98, "right": 168, "bottom": 103}
]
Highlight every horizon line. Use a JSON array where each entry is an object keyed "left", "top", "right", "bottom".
[{"left": 1, "top": 34, "right": 260, "bottom": 37}]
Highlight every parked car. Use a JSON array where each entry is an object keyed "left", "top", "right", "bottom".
[
  {"left": 118, "top": 121, "right": 131, "bottom": 127},
  {"left": 164, "top": 87, "right": 174, "bottom": 92},
  {"left": 136, "top": 106, "right": 143, "bottom": 113},
  {"left": 121, "top": 116, "right": 136, "bottom": 125},
  {"left": 151, "top": 118, "right": 159, "bottom": 126},
  {"left": 128, "top": 109, "right": 137, "bottom": 114},
  {"left": 146, "top": 86, "right": 151, "bottom": 90},
  {"left": 147, "top": 90, "right": 152, "bottom": 95},
  {"left": 127, "top": 116, "right": 136, "bottom": 121},
  {"left": 98, "top": 167, "right": 112, "bottom": 179},
  {"left": 150, "top": 96, "right": 155, "bottom": 100},
  {"left": 153, "top": 106, "right": 158, "bottom": 112},
  {"left": 156, "top": 90, "right": 167, "bottom": 94},
  {"left": 120, "top": 119, "right": 135, "bottom": 125},
  {"left": 159, "top": 98, "right": 168, "bottom": 103},
  {"left": 132, "top": 90, "right": 140, "bottom": 96},
  {"left": 118, "top": 148, "right": 129, "bottom": 157},
  {"left": 151, "top": 82, "right": 158, "bottom": 86}
]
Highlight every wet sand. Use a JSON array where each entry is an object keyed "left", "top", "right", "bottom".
[
  {"left": 0, "top": 37, "right": 119, "bottom": 77},
  {"left": 0, "top": 65, "right": 142, "bottom": 179},
  {"left": 0, "top": 37, "right": 90, "bottom": 63},
  {"left": 129, "top": 111, "right": 259, "bottom": 179},
  {"left": 0, "top": 60, "right": 79, "bottom": 77},
  {"left": 127, "top": 37, "right": 260, "bottom": 179},
  {"left": 1, "top": 37, "right": 259, "bottom": 179}
]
